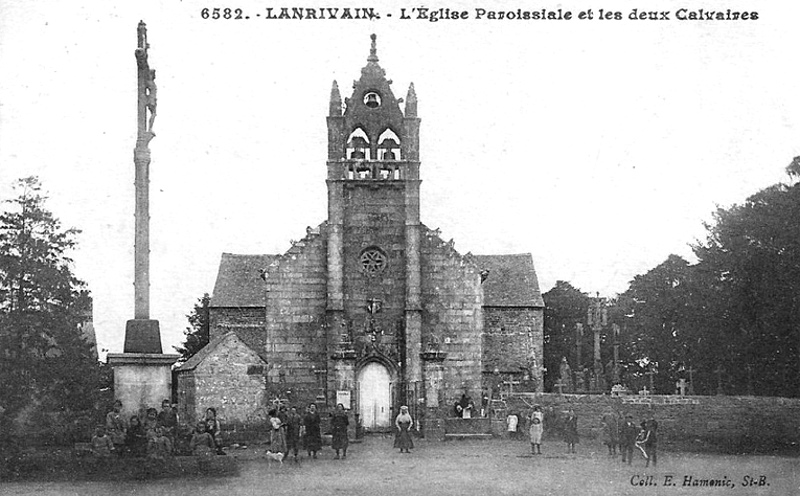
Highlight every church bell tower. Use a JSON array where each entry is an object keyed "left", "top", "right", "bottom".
[{"left": 325, "top": 34, "right": 423, "bottom": 427}]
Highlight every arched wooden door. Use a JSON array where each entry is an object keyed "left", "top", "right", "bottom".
[{"left": 357, "top": 362, "right": 392, "bottom": 430}]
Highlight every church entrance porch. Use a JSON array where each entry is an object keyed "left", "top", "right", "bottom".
[{"left": 357, "top": 362, "right": 392, "bottom": 431}]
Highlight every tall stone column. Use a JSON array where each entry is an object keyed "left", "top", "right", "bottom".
[
  {"left": 404, "top": 164, "right": 422, "bottom": 407},
  {"left": 403, "top": 90, "right": 423, "bottom": 409},
  {"left": 108, "top": 21, "right": 178, "bottom": 417}
]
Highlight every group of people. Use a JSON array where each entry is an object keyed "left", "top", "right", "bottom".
[
  {"left": 94, "top": 400, "right": 224, "bottom": 460},
  {"left": 566, "top": 409, "right": 658, "bottom": 466},
  {"left": 609, "top": 415, "right": 658, "bottom": 467},
  {"left": 502, "top": 406, "right": 658, "bottom": 466},
  {"left": 265, "top": 402, "right": 417, "bottom": 460},
  {"left": 453, "top": 394, "right": 476, "bottom": 419},
  {"left": 261, "top": 402, "right": 349, "bottom": 462},
  {"left": 505, "top": 406, "right": 545, "bottom": 454}
]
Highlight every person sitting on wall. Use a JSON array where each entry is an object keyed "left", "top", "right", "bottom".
[
  {"left": 157, "top": 400, "right": 177, "bottom": 451},
  {"left": 460, "top": 393, "right": 474, "bottom": 419},
  {"left": 91, "top": 425, "right": 115, "bottom": 458},
  {"left": 190, "top": 421, "right": 216, "bottom": 456},
  {"left": 454, "top": 400, "right": 463, "bottom": 418},
  {"left": 147, "top": 426, "right": 173, "bottom": 462},
  {"left": 481, "top": 389, "right": 490, "bottom": 417},
  {"left": 105, "top": 400, "right": 127, "bottom": 454},
  {"left": 125, "top": 415, "right": 147, "bottom": 457},
  {"left": 143, "top": 408, "right": 159, "bottom": 441},
  {"left": 203, "top": 407, "right": 224, "bottom": 455}
]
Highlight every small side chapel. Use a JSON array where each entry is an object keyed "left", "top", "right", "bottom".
[{"left": 176, "top": 35, "right": 544, "bottom": 437}]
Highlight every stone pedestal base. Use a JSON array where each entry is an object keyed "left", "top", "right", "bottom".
[
  {"left": 124, "top": 319, "right": 163, "bottom": 354},
  {"left": 107, "top": 353, "right": 179, "bottom": 416}
]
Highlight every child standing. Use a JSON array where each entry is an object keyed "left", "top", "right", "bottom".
[
  {"left": 529, "top": 416, "right": 543, "bottom": 454},
  {"left": 506, "top": 411, "right": 519, "bottom": 440},
  {"left": 564, "top": 409, "right": 578, "bottom": 454}
]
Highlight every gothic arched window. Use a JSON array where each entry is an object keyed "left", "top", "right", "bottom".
[
  {"left": 347, "top": 128, "right": 370, "bottom": 160},
  {"left": 378, "top": 128, "right": 401, "bottom": 160}
]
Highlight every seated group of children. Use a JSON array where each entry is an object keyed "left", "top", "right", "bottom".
[{"left": 92, "top": 403, "right": 224, "bottom": 459}]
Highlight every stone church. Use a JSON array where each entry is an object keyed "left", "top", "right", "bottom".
[{"left": 176, "top": 35, "right": 544, "bottom": 437}]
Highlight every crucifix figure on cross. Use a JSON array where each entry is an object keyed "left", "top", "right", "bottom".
[
  {"left": 675, "top": 378, "right": 687, "bottom": 396},
  {"left": 364, "top": 298, "right": 384, "bottom": 343},
  {"left": 685, "top": 365, "right": 696, "bottom": 395},
  {"left": 366, "top": 298, "right": 382, "bottom": 315},
  {"left": 644, "top": 364, "right": 657, "bottom": 394}
]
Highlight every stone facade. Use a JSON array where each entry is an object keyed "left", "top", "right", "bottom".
[
  {"left": 175, "top": 333, "right": 268, "bottom": 426},
  {"left": 178, "top": 36, "right": 544, "bottom": 438}
]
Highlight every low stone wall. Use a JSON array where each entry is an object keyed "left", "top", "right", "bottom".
[
  {"left": 444, "top": 417, "right": 492, "bottom": 435},
  {"left": 499, "top": 393, "right": 800, "bottom": 452}
]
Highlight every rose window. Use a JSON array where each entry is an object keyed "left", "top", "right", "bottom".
[{"left": 359, "top": 247, "right": 387, "bottom": 274}]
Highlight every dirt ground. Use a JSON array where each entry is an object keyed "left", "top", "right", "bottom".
[{"left": 1, "top": 435, "right": 798, "bottom": 495}]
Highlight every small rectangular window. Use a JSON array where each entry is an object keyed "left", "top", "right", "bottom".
[{"left": 247, "top": 365, "right": 264, "bottom": 375}]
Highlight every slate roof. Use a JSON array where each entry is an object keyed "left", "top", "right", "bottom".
[
  {"left": 175, "top": 332, "right": 267, "bottom": 372},
  {"left": 210, "top": 253, "right": 277, "bottom": 307},
  {"left": 471, "top": 254, "right": 545, "bottom": 307}
]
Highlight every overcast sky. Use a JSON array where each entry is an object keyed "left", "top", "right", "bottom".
[{"left": 1, "top": 0, "right": 798, "bottom": 358}]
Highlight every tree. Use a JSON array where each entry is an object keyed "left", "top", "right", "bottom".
[
  {"left": 0, "top": 177, "right": 107, "bottom": 422},
  {"left": 614, "top": 163, "right": 800, "bottom": 397},
  {"left": 542, "top": 281, "right": 592, "bottom": 391},
  {"left": 693, "top": 177, "right": 800, "bottom": 397},
  {"left": 615, "top": 255, "right": 701, "bottom": 394},
  {"left": 175, "top": 293, "right": 210, "bottom": 361}
]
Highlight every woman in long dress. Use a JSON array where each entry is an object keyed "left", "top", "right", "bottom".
[
  {"left": 330, "top": 403, "right": 349, "bottom": 459},
  {"left": 268, "top": 409, "right": 287, "bottom": 459},
  {"left": 393, "top": 406, "right": 414, "bottom": 453},
  {"left": 303, "top": 403, "right": 322, "bottom": 459}
]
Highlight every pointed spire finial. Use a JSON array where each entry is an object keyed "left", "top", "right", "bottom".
[
  {"left": 405, "top": 82, "right": 417, "bottom": 117},
  {"left": 368, "top": 33, "right": 378, "bottom": 63},
  {"left": 329, "top": 80, "right": 342, "bottom": 116}
]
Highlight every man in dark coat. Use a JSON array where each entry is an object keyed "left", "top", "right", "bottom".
[
  {"left": 620, "top": 414, "right": 638, "bottom": 464},
  {"left": 284, "top": 406, "right": 303, "bottom": 462}
]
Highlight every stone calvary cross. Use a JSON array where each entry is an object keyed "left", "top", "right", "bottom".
[{"left": 108, "top": 23, "right": 178, "bottom": 417}]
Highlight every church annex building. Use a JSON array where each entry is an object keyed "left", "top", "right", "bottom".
[{"left": 176, "top": 35, "right": 544, "bottom": 438}]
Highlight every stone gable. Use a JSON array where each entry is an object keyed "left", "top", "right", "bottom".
[{"left": 175, "top": 333, "right": 267, "bottom": 426}]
